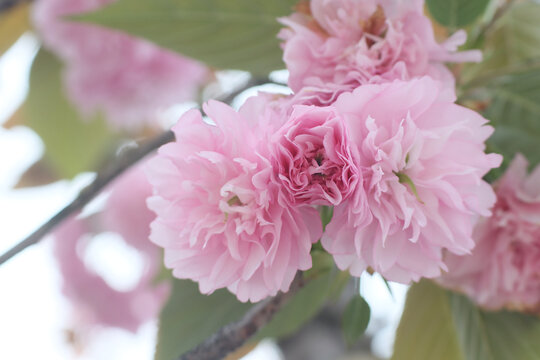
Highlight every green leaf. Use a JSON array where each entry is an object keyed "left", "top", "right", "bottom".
[
  {"left": 449, "top": 291, "right": 540, "bottom": 360},
  {"left": 393, "top": 281, "right": 540, "bottom": 360},
  {"left": 481, "top": 3, "right": 540, "bottom": 74},
  {"left": 156, "top": 264, "right": 348, "bottom": 359},
  {"left": 392, "top": 281, "right": 464, "bottom": 360},
  {"left": 342, "top": 295, "right": 370, "bottom": 346},
  {"left": 461, "top": 2, "right": 540, "bottom": 84},
  {"left": 305, "top": 249, "right": 334, "bottom": 277},
  {"left": 155, "top": 279, "right": 252, "bottom": 360},
  {"left": 426, "top": 0, "right": 490, "bottom": 28},
  {"left": 483, "top": 68, "right": 540, "bottom": 168},
  {"left": 319, "top": 206, "right": 334, "bottom": 231},
  {"left": 74, "top": 0, "right": 298, "bottom": 75},
  {"left": 460, "top": 4, "right": 540, "bottom": 172},
  {"left": 24, "top": 50, "right": 117, "bottom": 178},
  {"left": 256, "top": 268, "right": 345, "bottom": 341}
]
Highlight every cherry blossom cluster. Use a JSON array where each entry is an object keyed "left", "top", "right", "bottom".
[
  {"left": 278, "top": 0, "right": 481, "bottom": 105},
  {"left": 439, "top": 155, "right": 540, "bottom": 313},
  {"left": 52, "top": 165, "right": 168, "bottom": 332},
  {"left": 146, "top": 0, "right": 501, "bottom": 302},
  {"left": 33, "top": 0, "right": 209, "bottom": 129}
]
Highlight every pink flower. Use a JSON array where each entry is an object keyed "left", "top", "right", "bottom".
[
  {"left": 271, "top": 105, "right": 361, "bottom": 206},
  {"left": 439, "top": 155, "right": 540, "bottom": 312},
  {"left": 33, "top": 0, "right": 208, "bottom": 129},
  {"left": 146, "top": 101, "right": 322, "bottom": 302},
  {"left": 102, "top": 165, "right": 157, "bottom": 252},
  {"left": 52, "top": 165, "right": 168, "bottom": 332},
  {"left": 321, "top": 77, "right": 501, "bottom": 283},
  {"left": 279, "top": 0, "right": 481, "bottom": 105}
]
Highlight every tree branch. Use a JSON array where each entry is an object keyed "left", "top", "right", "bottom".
[
  {"left": 0, "top": 77, "right": 269, "bottom": 266},
  {"left": 0, "top": 130, "right": 175, "bottom": 266},
  {"left": 180, "top": 274, "right": 306, "bottom": 360}
]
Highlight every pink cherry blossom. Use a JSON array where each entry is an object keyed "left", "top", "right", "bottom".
[
  {"left": 33, "top": 0, "right": 208, "bottom": 129},
  {"left": 102, "top": 164, "right": 157, "bottom": 253},
  {"left": 146, "top": 101, "right": 322, "bottom": 302},
  {"left": 439, "top": 155, "right": 540, "bottom": 312},
  {"left": 271, "top": 105, "right": 361, "bottom": 206},
  {"left": 52, "top": 165, "right": 168, "bottom": 332},
  {"left": 321, "top": 77, "right": 501, "bottom": 283},
  {"left": 279, "top": 0, "right": 481, "bottom": 105}
]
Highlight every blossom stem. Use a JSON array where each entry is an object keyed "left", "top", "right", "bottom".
[
  {"left": 179, "top": 273, "right": 305, "bottom": 360},
  {"left": 0, "top": 77, "right": 268, "bottom": 266}
]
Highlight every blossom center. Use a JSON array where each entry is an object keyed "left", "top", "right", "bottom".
[
  {"left": 227, "top": 195, "right": 243, "bottom": 207},
  {"left": 275, "top": 113, "right": 358, "bottom": 206},
  {"left": 222, "top": 193, "right": 248, "bottom": 222}
]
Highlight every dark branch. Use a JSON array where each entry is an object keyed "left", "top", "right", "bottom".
[
  {"left": 0, "top": 0, "right": 30, "bottom": 13},
  {"left": 0, "top": 130, "right": 175, "bottom": 266},
  {"left": 180, "top": 274, "right": 306, "bottom": 360}
]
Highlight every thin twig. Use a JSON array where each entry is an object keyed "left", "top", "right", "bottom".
[
  {"left": 180, "top": 274, "right": 306, "bottom": 360},
  {"left": 0, "top": 78, "right": 269, "bottom": 266},
  {"left": 0, "top": 130, "right": 175, "bottom": 266}
]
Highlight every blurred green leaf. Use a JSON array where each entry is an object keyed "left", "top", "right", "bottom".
[
  {"left": 305, "top": 250, "right": 334, "bottom": 278},
  {"left": 24, "top": 50, "right": 117, "bottom": 178},
  {"left": 483, "top": 68, "right": 540, "bottom": 168},
  {"left": 155, "top": 279, "right": 252, "bottom": 360},
  {"left": 481, "top": 2, "right": 540, "bottom": 74},
  {"left": 342, "top": 295, "right": 370, "bottom": 346},
  {"left": 74, "top": 0, "right": 298, "bottom": 75},
  {"left": 459, "top": 3, "right": 540, "bottom": 173},
  {"left": 256, "top": 268, "right": 345, "bottom": 341},
  {"left": 426, "top": 0, "right": 490, "bottom": 28},
  {"left": 392, "top": 281, "right": 464, "bottom": 360},
  {"left": 449, "top": 290, "right": 540, "bottom": 360},
  {"left": 393, "top": 281, "right": 540, "bottom": 360},
  {"left": 157, "top": 264, "right": 348, "bottom": 359},
  {"left": 461, "top": 2, "right": 540, "bottom": 84}
]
